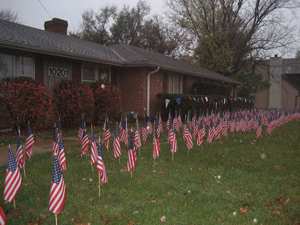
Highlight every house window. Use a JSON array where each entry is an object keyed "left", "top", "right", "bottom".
[
  {"left": 18, "top": 56, "right": 34, "bottom": 77},
  {"left": 0, "top": 53, "right": 34, "bottom": 79},
  {"left": 0, "top": 53, "right": 16, "bottom": 79},
  {"left": 168, "top": 74, "right": 182, "bottom": 94},
  {"left": 82, "top": 64, "right": 110, "bottom": 83}
]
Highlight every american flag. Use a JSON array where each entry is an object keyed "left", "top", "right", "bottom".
[
  {"left": 173, "top": 111, "right": 179, "bottom": 132},
  {"left": 90, "top": 128, "right": 98, "bottom": 166},
  {"left": 235, "top": 115, "right": 243, "bottom": 132},
  {"left": 0, "top": 205, "right": 6, "bottom": 225},
  {"left": 113, "top": 125, "right": 121, "bottom": 159},
  {"left": 192, "top": 117, "right": 198, "bottom": 139},
  {"left": 169, "top": 126, "right": 178, "bottom": 155},
  {"left": 134, "top": 119, "right": 142, "bottom": 149},
  {"left": 25, "top": 124, "right": 35, "bottom": 159},
  {"left": 104, "top": 117, "right": 111, "bottom": 150},
  {"left": 182, "top": 119, "right": 189, "bottom": 141},
  {"left": 4, "top": 149, "right": 22, "bottom": 203},
  {"left": 153, "top": 122, "right": 161, "bottom": 159},
  {"left": 177, "top": 110, "right": 182, "bottom": 128},
  {"left": 97, "top": 140, "right": 108, "bottom": 184},
  {"left": 214, "top": 118, "right": 222, "bottom": 140},
  {"left": 166, "top": 112, "right": 171, "bottom": 131},
  {"left": 49, "top": 155, "right": 66, "bottom": 215},
  {"left": 16, "top": 129, "right": 25, "bottom": 169},
  {"left": 58, "top": 134, "right": 67, "bottom": 171},
  {"left": 221, "top": 117, "right": 227, "bottom": 137},
  {"left": 147, "top": 115, "right": 153, "bottom": 134},
  {"left": 52, "top": 126, "right": 60, "bottom": 157},
  {"left": 120, "top": 116, "right": 128, "bottom": 145},
  {"left": 167, "top": 118, "right": 173, "bottom": 144},
  {"left": 207, "top": 119, "right": 214, "bottom": 144},
  {"left": 127, "top": 131, "right": 137, "bottom": 172},
  {"left": 256, "top": 117, "right": 262, "bottom": 139},
  {"left": 80, "top": 126, "right": 89, "bottom": 157},
  {"left": 78, "top": 116, "right": 84, "bottom": 141},
  {"left": 197, "top": 120, "right": 205, "bottom": 146},
  {"left": 158, "top": 112, "right": 163, "bottom": 133},
  {"left": 186, "top": 124, "right": 193, "bottom": 150},
  {"left": 142, "top": 117, "right": 148, "bottom": 143}
]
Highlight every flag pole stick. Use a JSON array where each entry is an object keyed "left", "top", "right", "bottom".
[
  {"left": 187, "top": 148, "right": 189, "bottom": 156},
  {"left": 23, "top": 167, "right": 26, "bottom": 179},
  {"left": 139, "top": 147, "right": 141, "bottom": 157},
  {"left": 99, "top": 171, "right": 101, "bottom": 197},
  {"left": 172, "top": 154, "right": 174, "bottom": 162},
  {"left": 91, "top": 165, "right": 93, "bottom": 173},
  {"left": 55, "top": 214, "right": 58, "bottom": 225},
  {"left": 153, "top": 158, "right": 155, "bottom": 168}
]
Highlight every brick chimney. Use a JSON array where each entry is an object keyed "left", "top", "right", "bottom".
[{"left": 44, "top": 18, "right": 68, "bottom": 35}]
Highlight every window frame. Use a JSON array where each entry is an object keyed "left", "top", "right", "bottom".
[{"left": 81, "top": 63, "right": 111, "bottom": 84}]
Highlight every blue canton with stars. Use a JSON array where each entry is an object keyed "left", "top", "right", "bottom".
[
  {"left": 7, "top": 149, "right": 17, "bottom": 172},
  {"left": 98, "top": 140, "right": 104, "bottom": 160},
  {"left": 51, "top": 156, "right": 62, "bottom": 184}
]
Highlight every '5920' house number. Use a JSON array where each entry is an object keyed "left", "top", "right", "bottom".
[{"left": 48, "top": 67, "right": 69, "bottom": 77}]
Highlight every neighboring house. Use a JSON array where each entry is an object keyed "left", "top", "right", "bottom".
[
  {"left": 254, "top": 55, "right": 300, "bottom": 110},
  {"left": 0, "top": 18, "right": 240, "bottom": 123}
]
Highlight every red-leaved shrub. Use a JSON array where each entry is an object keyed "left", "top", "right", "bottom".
[
  {"left": 0, "top": 78, "right": 53, "bottom": 130},
  {"left": 90, "top": 82, "right": 121, "bottom": 124},
  {"left": 52, "top": 81, "right": 94, "bottom": 128}
]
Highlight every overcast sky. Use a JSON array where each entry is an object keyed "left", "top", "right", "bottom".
[
  {"left": 1, "top": 0, "right": 165, "bottom": 32},
  {"left": 1, "top": 0, "right": 300, "bottom": 57}
]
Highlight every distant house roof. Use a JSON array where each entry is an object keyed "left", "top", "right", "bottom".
[{"left": 0, "top": 19, "right": 240, "bottom": 85}]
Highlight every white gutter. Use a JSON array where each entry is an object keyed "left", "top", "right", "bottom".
[{"left": 147, "top": 66, "right": 160, "bottom": 117}]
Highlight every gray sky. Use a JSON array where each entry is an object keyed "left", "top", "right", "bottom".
[
  {"left": 1, "top": 0, "right": 300, "bottom": 57},
  {"left": 1, "top": 0, "right": 165, "bottom": 32}
]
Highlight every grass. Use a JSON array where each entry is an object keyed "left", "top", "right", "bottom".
[{"left": 1, "top": 120, "right": 300, "bottom": 224}]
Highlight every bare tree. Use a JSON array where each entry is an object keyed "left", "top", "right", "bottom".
[
  {"left": 165, "top": 0, "right": 300, "bottom": 76},
  {"left": 0, "top": 8, "right": 19, "bottom": 23}
]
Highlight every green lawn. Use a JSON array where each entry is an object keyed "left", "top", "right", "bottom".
[{"left": 1, "top": 120, "right": 300, "bottom": 224}]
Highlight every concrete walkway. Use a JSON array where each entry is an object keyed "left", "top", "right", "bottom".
[{"left": 0, "top": 136, "right": 82, "bottom": 166}]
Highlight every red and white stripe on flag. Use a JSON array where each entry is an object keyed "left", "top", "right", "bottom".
[
  {"left": 4, "top": 149, "right": 23, "bottom": 203},
  {"left": 49, "top": 156, "right": 66, "bottom": 215},
  {"left": 0, "top": 205, "right": 6, "bottom": 225}
]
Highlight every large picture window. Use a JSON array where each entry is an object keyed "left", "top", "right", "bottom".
[
  {"left": 168, "top": 74, "right": 182, "bottom": 94},
  {"left": 82, "top": 64, "right": 110, "bottom": 84},
  {"left": 0, "top": 53, "right": 34, "bottom": 79}
]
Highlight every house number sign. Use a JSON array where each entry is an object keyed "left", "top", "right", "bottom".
[{"left": 48, "top": 67, "right": 69, "bottom": 77}]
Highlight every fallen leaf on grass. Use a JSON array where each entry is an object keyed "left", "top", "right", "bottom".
[
  {"left": 36, "top": 196, "right": 41, "bottom": 201},
  {"left": 240, "top": 207, "right": 248, "bottom": 214},
  {"left": 127, "top": 220, "right": 135, "bottom": 225},
  {"left": 89, "top": 197, "right": 94, "bottom": 201},
  {"left": 137, "top": 179, "right": 143, "bottom": 183},
  {"left": 258, "top": 196, "right": 267, "bottom": 200},
  {"left": 104, "top": 205, "right": 108, "bottom": 209},
  {"left": 284, "top": 178, "right": 290, "bottom": 182},
  {"left": 115, "top": 212, "right": 119, "bottom": 217},
  {"left": 159, "top": 170, "right": 167, "bottom": 174},
  {"left": 160, "top": 215, "right": 166, "bottom": 222},
  {"left": 274, "top": 165, "right": 281, "bottom": 170},
  {"left": 40, "top": 214, "right": 47, "bottom": 221}
]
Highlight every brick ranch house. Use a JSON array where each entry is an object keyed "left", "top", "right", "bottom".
[{"left": 0, "top": 18, "right": 240, "bottom": 127}]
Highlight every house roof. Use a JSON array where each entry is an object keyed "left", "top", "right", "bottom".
[{"left": 0, "top": 19, "right": 240, "bottom": 85}]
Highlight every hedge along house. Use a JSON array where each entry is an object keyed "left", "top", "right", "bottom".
[
  {"left": 253, "top": 55, "right": 300, "bottom": 110},
  {"left": 0, "top": 18, "right": 240, "bottom": 122}
]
